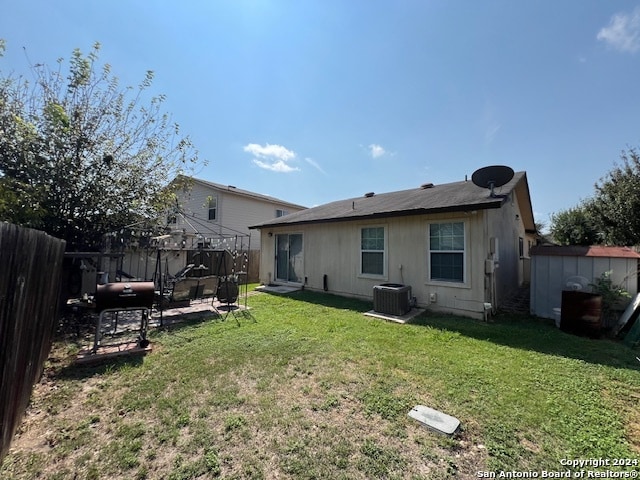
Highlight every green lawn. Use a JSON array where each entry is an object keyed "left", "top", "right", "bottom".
[{"left": 2, "top": 289, "right": 639, "bottom": 479}]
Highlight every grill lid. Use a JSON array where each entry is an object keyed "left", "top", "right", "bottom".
[{"left": 95, "top": 282, "right": 155, "bottom": 312}]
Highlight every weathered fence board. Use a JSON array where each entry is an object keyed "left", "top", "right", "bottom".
[{"left": 0, "top": 223, "right": 66, "bottom": 464}]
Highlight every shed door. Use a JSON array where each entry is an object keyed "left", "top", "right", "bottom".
[{"left": 276, "top": 234, "right": 303, "bottom": 283}]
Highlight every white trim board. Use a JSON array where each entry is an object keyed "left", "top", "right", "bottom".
[{"left": 363, "top": 308, "right": 426, "bottom": 324}]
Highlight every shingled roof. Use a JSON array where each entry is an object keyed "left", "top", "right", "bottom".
[
  {"left": 177, "top": 175, "right": 307, "bottom": 211},
  {"left": 250, "top": 171, "right": 531, "bottom": 229}
]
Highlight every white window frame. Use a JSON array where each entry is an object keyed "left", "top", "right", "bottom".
[
  {"left": 359, "top": 225, "right": 387, "bottom": 279},
  {"left": 207, "top": 196, "right": 218, "bottom": 221},
  {"left": 276, "top": 208, "right": 289, "bottom": 218},
  {"left": 427, "top": 221, "right": 467, "bottom": 285}
]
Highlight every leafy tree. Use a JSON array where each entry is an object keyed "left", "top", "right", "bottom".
[
  {"left": 534, "top": 220, "right": 546, "bottom": 233},
  {"left": 590, "top": 148, "right": 640, "bottom": 246},
  {"left": 549, "top": 203, "right": 600, "bottom": 246},
  {"left": 0, "top": 41, "right": 200, "bottom": 249}
]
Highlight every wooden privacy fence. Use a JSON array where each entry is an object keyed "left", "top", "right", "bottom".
[{"left": 0, "top": 223, "right": 66, "bottom": 464}]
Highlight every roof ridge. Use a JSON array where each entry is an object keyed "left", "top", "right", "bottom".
[{"left": 181, "top": 175, "right": 307, "bottom": 209}]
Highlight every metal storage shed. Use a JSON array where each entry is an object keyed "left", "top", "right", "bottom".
[{"left": 530, "top": 245, "right": 640, "bottom": 320}]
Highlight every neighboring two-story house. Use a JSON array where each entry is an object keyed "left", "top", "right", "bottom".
[
  {"left": 99, "top": 176, "right": 305, "bottom": 285},
  {"left": 169, "top": 176, "right": 306, "bottom": 248},
  {"left": 159, "top": 176, "right": 307, "bottom": 282}
]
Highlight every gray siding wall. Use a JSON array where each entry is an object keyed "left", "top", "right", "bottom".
[
  {"left": 485, "top": 190, "right": 530, "bottom": 303},
  {"left": 531, "top": 254, "right": 638, "bottom": 320}
]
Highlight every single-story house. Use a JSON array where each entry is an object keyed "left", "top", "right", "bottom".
[
  {"left": 250, "top": 170, "right": 537, "bottom": 319},
  {"left": 530, "top": 245, "right": 640, "bottom": 321}
]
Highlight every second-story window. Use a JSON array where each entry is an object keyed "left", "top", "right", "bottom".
[
  {"left": 208, "top": 196, "right": 217, "bottom": 221},
  {"left": 276, "top": 209, "right": 289, "bottom": 218}
]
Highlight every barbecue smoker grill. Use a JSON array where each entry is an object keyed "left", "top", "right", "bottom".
[{"left": 93, "top": 282, "right": 155, "bottom": 352}]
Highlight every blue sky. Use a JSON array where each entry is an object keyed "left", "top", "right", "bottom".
[{"left": 2, "top": 1, "right": 640, "bottom": 229}]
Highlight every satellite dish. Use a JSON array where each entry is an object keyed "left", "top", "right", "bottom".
[
  {"left": 471, "top": 165, "right": 515, "bottom": 197},
  {"left": 564, "top": 276, "right": 591, "bottom": 292}
]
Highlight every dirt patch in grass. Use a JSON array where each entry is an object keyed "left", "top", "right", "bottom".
[
  {"left": 628, "top": 420, "right": 640, "bottom": 454},
  {"left": 602, "top": 380, "right": 640, "bottom": 454}
]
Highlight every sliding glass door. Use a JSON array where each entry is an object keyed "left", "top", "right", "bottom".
[{"left": 276, "top": 234, "right": 303, "bottom": 283}]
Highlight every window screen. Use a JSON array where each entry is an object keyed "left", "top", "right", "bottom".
[
  {"left": 429, "top": 222, "right": 464, "bottom": 282},
  {"left": 361, "top": 227, "right": 385, "bottom": 275},
  {"left": 208, "top": 197, "right": 217, "bottom": 221}
]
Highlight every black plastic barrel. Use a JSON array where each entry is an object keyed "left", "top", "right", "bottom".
[{"left": 560, "top": 290, "right": 603, "bottom": 338}]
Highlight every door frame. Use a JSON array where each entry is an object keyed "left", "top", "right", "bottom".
[{"left": 275, "top": 233, "right": 304, "bottom": 284}]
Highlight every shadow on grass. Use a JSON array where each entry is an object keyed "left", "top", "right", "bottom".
[
  {"left": 411, "top": 311, "right": 640, "bottom": 371},
  {"left": 258, "top": 289, "right": 372, "bottom": 313},
  {"left": 268, "top": 290, "right": 640, "bottom": 371},
  {"left": 45, "top": 348, "right": 144, "bottom": 380}
]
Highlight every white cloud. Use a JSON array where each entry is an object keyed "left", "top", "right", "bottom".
[
  {"left": 305, "top": 157, "right": 326, "bottom": 175},
  {"left": 597, "top": 7, "right": 640, "bottom": 53},
  {"left": 244, "top": 143, "right": 295, "bottom": 161},
  {"left": 369, "top": 144, "right": 386, "bottom": 158},
  {"left": 244, "top": 143, "right": 298, "bottom": 172},
  {"left": 252, "top": 159, "right": 299, "bottom": 173}
]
